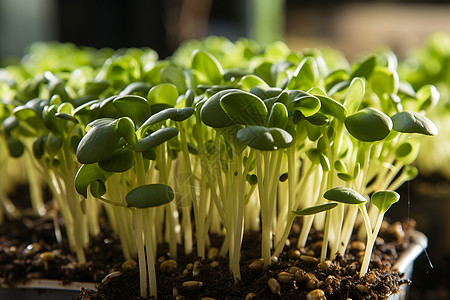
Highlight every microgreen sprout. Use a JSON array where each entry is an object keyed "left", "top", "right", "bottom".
[{"left": 0, "top": 38, "right": 441, "bottom": 298}]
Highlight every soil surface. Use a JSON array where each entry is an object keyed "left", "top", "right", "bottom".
[
  {"left": 1, "top": 212, "right": 416, "bottom": 299},
  {"left": 0, "top": 184, "right": 420, "bottom": 299}
]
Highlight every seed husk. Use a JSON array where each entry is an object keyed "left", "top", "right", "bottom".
[
  {"left": 193, "top": 260, "right": 201, "bottom": 276},
  {"left": 300, "top": 255, "right": 319, "bottom": 264},
  {"left": 294, "top": 268, "right": 307, "bottom": 282},
  {"left": 356, "top": 284, "right": 369, "bottom": 293},
  {"left": 23, "top": 243, "right": 41, "bottom": 256},
  {"left": 288, "top": 266, "right": 299, "bottom": 274},
  {"left": 351, "top": 240, "right": 366, "bottom": 251},
  {"left": 288, "top": 249, "right": 301, "bottom": 260},
  {"left": 249, "top": 258, "right": 264, "bottom": 271},
  {"left": 102, "top": 271, "right": 122, "bottom": 283},
  {"left": 121, "top": 259, "right": 137, "bottom": 270},
  {"left": 39, "top": 251, "right": 56, "bottom": 270},
  {"left": 181, "top": 280, "right": 204, "bottom": 291},
  {"left": 306, "top": 289, "right": 326, "bottom": 300},
  {"left": 245, "top": 293, "right": 257, "bottom": 300},
  {"left": 268, "top": 278, "right": 281, "bottom": 296},
  {"left": 278, "top": 271, "right": 293, "bottom": 284},
  {"left": 317, "top": 260, "right": 334, "bottom": 272},
  {"left": 160, "top": 259, "right": 177, "bottom": 273},
  {"left": 305, "top": 273, "right": 319, "bottom": 289}
]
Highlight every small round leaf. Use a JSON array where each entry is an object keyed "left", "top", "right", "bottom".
[
  {"left": 126, "top": 184, "right": 175, "bottom": 208},
  {"left": 345, "top": 108, "right": 392, "bottom": 142},
  {"left": 371, "top": 190, "right": 400, "bottom": 214},
  {"left": 391, "top": 111, "right": 438, "bottom": 136},
  {"left": 323, "top": 187, "right": 367, "bottom": 205}
]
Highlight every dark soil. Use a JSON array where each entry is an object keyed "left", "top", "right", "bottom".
[
  {"left": 0, "top": 206, "right": 417, "bottom": 300},
  {"left": 0, "top": 184, "right": 422, "bottom": 299}
]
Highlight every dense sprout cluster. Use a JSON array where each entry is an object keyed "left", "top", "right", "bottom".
[{"left": 0, "top": 37, "right": 439, "bottom": 298}]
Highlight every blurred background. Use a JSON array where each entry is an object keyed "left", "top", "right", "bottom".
[
  {"left": 1, "top": 0, "right": 450, "bottom": 299},
  {"left": 2, "top": 0, "right": 450, "bottom": 60}
]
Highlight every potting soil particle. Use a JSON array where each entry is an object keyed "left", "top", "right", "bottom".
[{"left": 0, "top": 207, "right": 416, "bottom": 300}]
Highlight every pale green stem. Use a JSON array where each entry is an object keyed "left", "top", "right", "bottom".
[
  {"left": 157, "top": 144, "right": 178, "bottom": 258},
  {"left": 298, "top": 169, "right": 327, "bottom": 248},
  {"left": 360, "top": 212, "right": 384, "bottom": 277},
  {"left": 134, "top": 209, "right": 147, "bottom": 298},
  {"left": 320, "top": 209, "right": 332, "bottom": 262},
  {"left": 24, "top": 151, "right": 46, "bottom": 216},
  {"left": 338, "top": 205, "right": 359, "bottom": 254},
  {"left": 272, "top": 212, "right": 296, "bottom": 260},
  {"left": 144, "top": 208, "right": 158, "bottom": 298},
  {"left": 256, "top": 151, "right": 269, "bottom": 265},
  {"left": 178, "top": 124, "right": 195, "bottom": 255}
]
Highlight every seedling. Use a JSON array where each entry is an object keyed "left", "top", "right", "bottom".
[{"left": 0, "top": 38, "right": 441, "bottom": 298}]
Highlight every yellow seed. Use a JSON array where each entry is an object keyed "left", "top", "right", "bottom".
[
  {"left": 160, "top": 259, "right": 177, "bottom": 273},
  {"left": 306, "top": 289, "right": 326, "bottom": 300},
  {"left": 306, "top": 249, "right": 316, "bottom": 256},
  {"left": 317, "top": 260, "right": 334, "bottom": 272},
  {"left": 268, "top": 278, "right": 281, "bottom": 296},
  {"left": 121, "top": 259, "right": 137, "bottom": 270},
  {"left": 249, "top": 258, "right": 265, "bottom": 271},
  {"left": 294, "top": 268, "right": 307, "bottom": 282},
  {"left": 181, "top": 280, "right": 204, "bottom": 291},
  {"left": 351, "top": 241, "right": 366, "bottom": 251},
  {"left": 300, "top": 255, "right": 319, "bottom": 264},
  {"left": 277, "top": 271, "right": 293, "bottom": 284},
  {"left": 356, "top": 284, "right": 369, "bottom": 293},
  {"left": 245, "top": 293, "right": 257, "bottom": 300},
  {"left": 288, "top": 249, "right": 301, "bottom": 260},
  {"left": 24, "top": 243, "right": 41, "bottom": 256},
  {"left": 305, "top": 273, "right": 319, "bottom": 289},
  {"left": 39, "top": 251, "right": 56, "bottom": 262}
]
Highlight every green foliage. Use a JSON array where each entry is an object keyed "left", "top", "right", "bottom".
[
  {"left": 0, "top": 37, "right": 441, "bottom": 293},
  {"left": 126, "top": 184, "right": 174, "bottom": 208}
]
